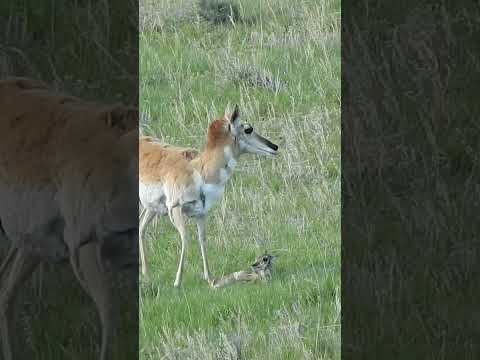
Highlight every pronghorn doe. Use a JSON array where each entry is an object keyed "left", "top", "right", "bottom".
[
  {"left": 139, "top": 105, "right": 278, "bottom": 287},
  {"left": 0, "top": 78, "right": 138, "bottom": 360}
]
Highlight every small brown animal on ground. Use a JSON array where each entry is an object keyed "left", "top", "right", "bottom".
[{"left": 211, "top": 252, "right": 276, "bottom": 288}]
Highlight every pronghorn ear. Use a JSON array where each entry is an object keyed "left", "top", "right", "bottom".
[
  {"left": 230, "top": 104, "right": 240, "bottom": 125},
  {"left": 105, "top": 105, "right": 138, "bottom": 132}
]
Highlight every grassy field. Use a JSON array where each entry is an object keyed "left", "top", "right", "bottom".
[{"left": 139, "top": 0, "right": 340, "bottom": 358}]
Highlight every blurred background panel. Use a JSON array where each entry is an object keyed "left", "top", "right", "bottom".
[
  {"left": 0, "top": 0, "right": 138, "bottom": 104},
  {"left": 0, "top": 1, "right": 139, "bottom": 359}
]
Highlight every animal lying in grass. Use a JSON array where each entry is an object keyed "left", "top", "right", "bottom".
[
  {"left": 211, "top": 252, "right": 276, "bottom": 288},
  {"left": 0, "top": 77, "right": 138, "bottom": 360},
  {"left": 139, "top": 105, "right": 279, "bottom": 287}
]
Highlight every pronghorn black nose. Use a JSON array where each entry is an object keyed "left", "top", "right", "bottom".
[
  {"left": 257, "top": 134, "right": 279, "bottom": 152},
  {"left": 266, "top": 140, "right": 278, "bottom": 151}
]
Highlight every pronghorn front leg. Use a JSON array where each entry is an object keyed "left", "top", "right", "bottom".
[
  {"left": 0, "top": 245, "right": 17, "bottom": 280},
  {"left": 0, "top": 247, "right": 39, "bottom": 360},
  {"left": 170, "top": 207, "right": 189, "bottom": 287},
  {"left": 139, "top": 207, "right": 156, "bottom": 276},
  {"left": 195, "top": 216, "right": 212, "bottom": 284},
  {"left": 74, "top": 242, "right": 120, "bottom": 360}
]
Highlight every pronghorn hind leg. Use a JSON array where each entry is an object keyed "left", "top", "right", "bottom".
[
  {"left": 0, "top": 247, "right": 39, "bottom": 360},
  {"left": 170, "top": 207, "right": 188, "bottom": 288},
  {"left": 74, "top": 242, "right": 121, "bottom": 360},
  {"left": 195, "top": 216, "right": 212, "bottom": 284},
  {"left": 139, "top": 208, "right": 156, "bottom": 276},
  {"left": 0, "top": 245, "right": 18, "bottom": 281}
]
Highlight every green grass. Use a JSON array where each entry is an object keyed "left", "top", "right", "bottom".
[{"left": 139, "top": 0, "right": 340, "bottom": 358}]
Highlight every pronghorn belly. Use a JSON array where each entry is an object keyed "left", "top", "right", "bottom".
[
  {"left": 0, "top": 186, "right": 68, "bottom": 262},
  {"left": 139, "top": 181, "right": 168, "bottom": 215}
]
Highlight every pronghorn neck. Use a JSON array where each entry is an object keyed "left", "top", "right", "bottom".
[{"left": 193, "top": 144, "right": 238, "bottom": 185}]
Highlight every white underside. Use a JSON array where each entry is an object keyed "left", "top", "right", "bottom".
[
  {"left": 0, "top": 185, "right": 67, "bottom": 261},
  {"left": 201, "top": 182, "right": 224, "bottom": 212},
  {"left": 139, "top": 146, "right": 237, "bottom": 217},
  {"left": 139, "top": 181, "right": 168, "bottom": 215},
  {"left": 139, "top": 177, "right": 225, "bottom": 217}
]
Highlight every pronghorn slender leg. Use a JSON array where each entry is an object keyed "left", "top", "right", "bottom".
[
  {"left": 74, "top": 242, "right": 119, "bottom": 360},
  {"left": 139, "top": 208, "right": 156, "bottom": 276},
  {"left": 195, "top": 216, "right": 212, "bottom": 284},
  {"left": 170, "top": 207, "right": 188, "bottom": 288},
  {"left": 0, "top": 245, "right": 17, "bottom": 281},
  {"left": 0, "top": 247, "right": 39, "bottom": 360}
]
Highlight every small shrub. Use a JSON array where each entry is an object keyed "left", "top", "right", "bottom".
[
  {"left": 198, "top": 0, "right": 240, "bottom": 25},
  {"left": 214, "top": 56, "right": 287, "bottom": 93},
  {"left": 139, "top": 0, "right": 199, "bottom": 33},
  {"left": 235, "top": 64, "right": 286, "bottom": 92}
]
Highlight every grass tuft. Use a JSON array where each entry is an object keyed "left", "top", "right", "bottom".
[{"left": 214, "top": 56, "right": 287, "bottom": 93}]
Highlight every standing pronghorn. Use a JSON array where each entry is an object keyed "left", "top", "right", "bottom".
[{"left": 139, "top": 105, "right": 278, "bottom": 287}]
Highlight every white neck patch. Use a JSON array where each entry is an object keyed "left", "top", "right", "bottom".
[
  {"left": 224, "top": 146, "right": 237, "bottom": 170},
  {"left": 217, "top": 146, "right": 237, "bottom": 185},
  {"left": 199, "top": 146, "right": 238, "bottom": 212}
]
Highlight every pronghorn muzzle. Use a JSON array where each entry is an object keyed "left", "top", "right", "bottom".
[
  {"left": 248, "top": 132, "right": 279, "bottom": 156},
  {"left": 256, "top": 133, "right": 279, "bottom": 152}
]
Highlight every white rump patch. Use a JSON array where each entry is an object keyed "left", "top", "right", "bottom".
[{"left": 139, "top": 181, "right": 168, "bottom": 215}]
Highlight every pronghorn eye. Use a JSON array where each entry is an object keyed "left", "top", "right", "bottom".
[{"left": 244, "top": 126, "right": 253, "bottom": 134}]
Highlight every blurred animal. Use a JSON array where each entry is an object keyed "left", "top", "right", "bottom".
[{"left": 0, "top": 77, "right": 138, "bottom": 360}]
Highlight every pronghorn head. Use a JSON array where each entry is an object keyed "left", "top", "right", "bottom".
[
  {"left": 225, "top": 105, "right": 279, "bottom": 157},
  {"left": 251, "top": 252, "right": 275, "bottom": 272}
]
